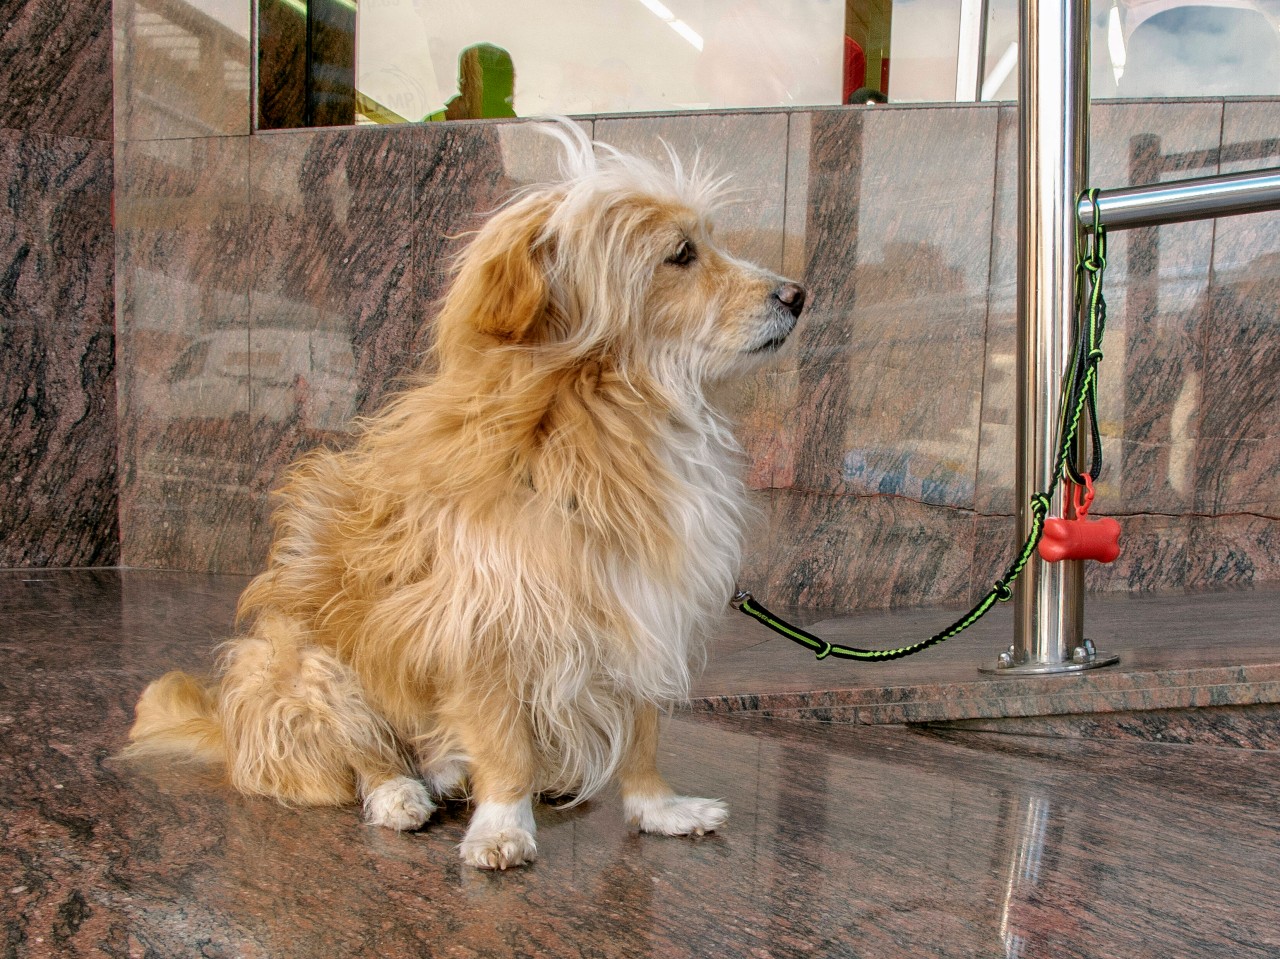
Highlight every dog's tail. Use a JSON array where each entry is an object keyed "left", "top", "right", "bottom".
[
  {"left": 124, "top": 615, "right": 410, "bottom": 808},
  {"left": 124, "top": 670, "right": 225, "bottom": 764}
]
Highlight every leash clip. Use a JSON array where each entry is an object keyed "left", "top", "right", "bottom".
[{"left": 730, "top": 589, "right": 752, "bottom": 610}]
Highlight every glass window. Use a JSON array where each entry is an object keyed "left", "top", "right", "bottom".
[
  {"left": 353, "top": 0, "right": 851, "bottom": 122},
  {"left": 1107, "top": 1, "right": 1280, "bottom": 98},
  {"left": 254, "top": 0, "right": 1280, "bottom": 128},
  {"left": 978, "top": 0, "right": 1280, "bottom": 102}
]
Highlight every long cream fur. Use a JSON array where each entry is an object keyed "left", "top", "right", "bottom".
[{"left": 126, "top": 121, "right": 806, "bottom": 870}]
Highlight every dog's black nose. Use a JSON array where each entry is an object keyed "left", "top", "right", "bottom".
[{"left": 773, "top": 282, "right": 807, "bottom": 318}]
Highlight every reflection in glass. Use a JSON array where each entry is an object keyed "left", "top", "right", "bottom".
[
  {"left": 258, "top": 0, "right": 356, "bottom": 128},
  {"left": 425, "top": 43, "right": 518, "bottom": 121},
  {"left": 1117, "top": 4, "right": 1280, "bottom": 98},
  {"left": 978, "top": 0, "right": 1280, "bottom": 103},
  {"left": 255, "top": 0, "right": 1280, "bottom": 127},
  {"left": 356, "top": 0, "right": 847, "bottom": 122},
  {"left": 999, "top": 794, "right": 1050, "bottom": 959},
  {"left": 117, "top": 0, "right": 252, "bottom": 138}
]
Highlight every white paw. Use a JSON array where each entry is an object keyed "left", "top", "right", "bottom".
[
  {"left": 363, "top": 776, "right": 436, "bottom": 831},
  {"left": 460, "top": 799, "right": 537, "bottom": 870},
  {"left": 624, "top": 794, "right": 728, "bottom": 836}
]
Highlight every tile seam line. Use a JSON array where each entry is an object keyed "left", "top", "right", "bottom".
[{"left": 972, "top": 104, "right": 1006, "bottom": 604}]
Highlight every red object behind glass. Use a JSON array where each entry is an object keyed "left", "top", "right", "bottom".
[{"left": 843, "top": 36, "right": 866, "bottom": 101}]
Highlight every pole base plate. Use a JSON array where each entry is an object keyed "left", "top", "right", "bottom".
[{"left": 978, "top": 639, "right": 1119, "bottom": 676}]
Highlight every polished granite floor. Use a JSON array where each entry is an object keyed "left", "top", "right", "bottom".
[{"left": 4, "top": 569, "right": 1280, "bottom": 957}]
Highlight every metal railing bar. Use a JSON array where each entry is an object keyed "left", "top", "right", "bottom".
[{"left": 1077, "top": 167, "right": 1280, "bottom": 231}]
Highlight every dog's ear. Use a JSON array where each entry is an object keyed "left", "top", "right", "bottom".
[{"left": 448, "top": 194, "right": 555, "bottom": 346}]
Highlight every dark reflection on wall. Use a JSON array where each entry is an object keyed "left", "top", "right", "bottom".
[
  {"left": 309, "top": 0, "right": 356, "bottom": 126},
  {"left": 258, "top": 0, "right": 306, "bottom": 128},
  {"left": 258, "top": 0, "right": 354, "bottom": 129}
]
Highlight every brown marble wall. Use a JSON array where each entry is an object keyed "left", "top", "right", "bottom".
[
  {"left": 1195, "top": 100, "right": 1280, "bottom": 586},
  {"left": 1, "top": 0, "right": 117, "bottom": 568},
  {"left": 759, "top": 106, "right": 998, "bottom": 609},
  {"left": 110, "top": 103, "right": 1280, "bottom": 611},
  {"left": 114, "top": 136, "right": 254, "bottom": 572},
  {"left": 973, "top": 99, "right": 1235, "bottom": 604},
  {"left": 0, "top": 0, "right": 113, "bottom": 141},
  {"left": 113, "top": 122, "right": 584, "bottom": 573}
]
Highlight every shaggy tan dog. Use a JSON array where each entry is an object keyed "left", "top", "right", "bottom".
[{"left": 126, "top": 122, "right": 806, "bottom": 870}]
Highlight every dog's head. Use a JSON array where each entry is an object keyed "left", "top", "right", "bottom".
[{"left": 434, "top": 121, "right": 806, "bottom": 383}]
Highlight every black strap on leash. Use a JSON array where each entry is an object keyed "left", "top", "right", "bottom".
[{"left": 732, "top": 190, "right": 1110, "bottom": 662}]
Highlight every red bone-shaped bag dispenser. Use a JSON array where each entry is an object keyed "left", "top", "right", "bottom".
[{"left": 1037, "top": 475, "right": 1121, "bottom": 564}]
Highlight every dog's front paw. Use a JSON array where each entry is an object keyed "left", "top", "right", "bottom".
[
  {"left": 363, "top": 776, "right": 436, "bottom": 831},
  {"left": 624, "top": 793, "right": 728, "bottom": 836},
  {"left": 460, "top": 827, "right": 538, "bottom": 870},
  {"left": 460, "top": 799, "right": 537, "bottom": 870}
]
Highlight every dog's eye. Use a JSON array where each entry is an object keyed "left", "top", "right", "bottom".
[{"left": 666, "top": 240, "right": 697, "bottom": 267}]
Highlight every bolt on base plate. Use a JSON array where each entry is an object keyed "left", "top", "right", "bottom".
[{"left": 977, "top": 639, "right": 1120, "bottom": 675}]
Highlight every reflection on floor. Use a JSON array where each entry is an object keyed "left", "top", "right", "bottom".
[{"left": 4, "top": 569, "right": 1280, "bottom": 957}]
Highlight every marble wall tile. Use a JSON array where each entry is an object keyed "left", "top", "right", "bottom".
[
  {"left": 1081, "top": 512, "right": 1195, "bottom": 595},
  {"left": 738, "top": 112, "right": 819, "bottom": 496},
  {"left": 1088, "top": 100, "right": 1221, "bottom": 516},
  {"left": 246, "top": 126, "right": 418, "bottom": 560},
  {"left": 256, "top": 0, "right": 311, "bottom": 130},
  {"left": 974, "top": 105, "right": 1019, "bottom": 517},
  {"left": 782, "top": 111, "right": 811, "bottom": 282},
  {"left": 1, "top": 130, "right": 117, "bottom": 567},
  {"left": 0, "top": 130, "right": 115, "bottom": 332},
  {"left": 970, "top": 507, "right": 1279, "bottom": 611},
  {"left": 0, "top": 0, "right": 112, "bottom": 140},
  {"left": 785, "top": 106, "right": 997, "bottom": 510},
  {"left": 1, "top": 319, "right": 119, "bottom": 567},
  {"left": 1197, "top": 101, "right": 1280, "bottom": 519},
  {"left": 594, "top": 112, "right": 789, "bottom": 272},
  {"left": 1187, "top": 514, "right": 1280, "bottom": 591},
  {"left": 595, "top": 111, "right": 794, "bottom": 494},
  {"left": 761, "top": 488, "right": 977, "bottom": 610},
  {"left": 969, "top": 511, "right": 1196, "bottom": 605},
  {"left": 976, "top": 101, "right": 1222, "bottom": 519},
  {"left": 115, "top": 136, "right": 255, "bottom": 573},
  {"left": 733, "top": 489, "right": 777, "bottom": 597},
  {"left": 967, "top": 513, "right": 1016, "bottom": 605},
  {"left": 113, "top": 0, "right": 252, "bottom": 140}
]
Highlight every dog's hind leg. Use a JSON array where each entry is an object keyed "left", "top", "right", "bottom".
[
  {"left": 619, "top": 703, "right": 727, "bottom": 836},
  {"left": 218, "top": 617, "right": 434, "bottom": 830}
]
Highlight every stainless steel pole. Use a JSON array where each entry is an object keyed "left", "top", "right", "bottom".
[
  {"left": 984, "top": 0, "right": 1117, "bottom": 675},
  {"left": 1077, "top": 167, "right": 1280, "bottom": 231}
]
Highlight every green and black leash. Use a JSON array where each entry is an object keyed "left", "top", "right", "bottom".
[{"left": 732, "top": 190, "right": 1111, "bottom": 662}]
